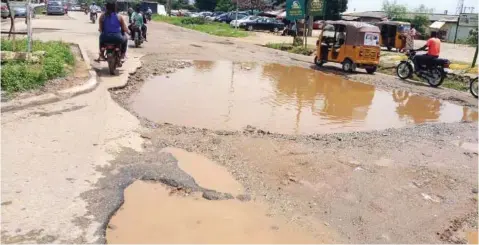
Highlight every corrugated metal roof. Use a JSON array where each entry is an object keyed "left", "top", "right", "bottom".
[
  {"left": 430, "top": 21, "right": 446, "bottom": 29},
  {"left": 342, "top": 11, "right": 459, "bottom": 22}
]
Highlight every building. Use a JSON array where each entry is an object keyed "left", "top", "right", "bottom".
[
  {"left": 341, "top": 11, "right": 460, "bottom": 24},
  {"left": 430, "top": 13, "right": 478, "bottom": 42},
  {"left": 341, "top": 11, "right": 387, "bottom": 23},
  {"left": 341, "top": 11, "right": 478, "bottom": 42}
]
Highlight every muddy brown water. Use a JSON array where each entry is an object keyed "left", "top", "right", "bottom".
[
  {"left": 130, "top": 61, "right": 478, "bottom": 134},
  {"left": 106, "top": 148, "right": 337, "bottom": 243}
]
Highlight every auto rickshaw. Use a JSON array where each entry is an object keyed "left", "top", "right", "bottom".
[
  {"left": 314, "top": 20, "right": 381, "bottom": 74},
  {"left": 375, "top": 21, "right": 411, "bottom": 51}
]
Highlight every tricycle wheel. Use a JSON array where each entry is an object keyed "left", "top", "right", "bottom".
[
  {"left": 314, "top": 56, "right": 323, "bottom": 67},
  {"left": 366, "top": 66, "right": 377, "bottom": 74},
  {"left": 342, "top": 59, "right": 353, "bottom": 72}
]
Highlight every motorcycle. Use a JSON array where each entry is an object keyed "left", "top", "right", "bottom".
[
  {"left": 470, "top": 77, "right": 478, "bottom": 98},
  {"left": 99, "top": 43, "right": 123, "bottom": 75},
  {"left": 396, "top": 50, "right": 450, "bottom": 87},
  {"left": 90, "top": 11, "right": 98, "bottom": 24},
  {"left": 130, "top": 25, "right": 143, "bottom": 48},
  {"left": 146, "top": 12, "right": 151, "bottom": 21}
]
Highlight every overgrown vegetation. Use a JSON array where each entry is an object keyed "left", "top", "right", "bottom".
[
  {"left": 456, "top": 29, "right": 478, "bottom": 46},
  {"left": 377, "top": 66, "right": 470, "bottom": 92},
  {"left": 152, "top": 15, "right": 248, "bottom": 37},
  {"left": 265, "top": 42, "right": 314, "bottom": 56},
  {"left": 180, "top": 17, "right": 206, "bottom": 25},
  {"left": 1, "top": 39, "right": 75, "bottom": 93},
  {"left": 34, "top": 6, "right": 46, "bottom": 14}
]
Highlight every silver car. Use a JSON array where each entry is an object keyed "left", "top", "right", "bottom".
[
  {"left": 1, "top": 3, "right": 35, "bottom": 19},
  {"left": 46, "top": 1, "right": 64, "bottom": 15}
]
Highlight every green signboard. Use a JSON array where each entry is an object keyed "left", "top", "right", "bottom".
[
  {"left": 286, "top": 0, "right": 305, "bottom": 20},
  {"left": 308, "top": 0, "right": 324, "bottom": 16}
]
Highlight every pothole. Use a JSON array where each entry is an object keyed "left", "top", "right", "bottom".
[
  {"left": 161, "top": 147, "right": 244, "bottom": 195},
  {"left": 128, "top": 60, "right": 478, "bottom": 134},
  {"left": 105, "top": 180, "right": 329, "bottom": 244}
]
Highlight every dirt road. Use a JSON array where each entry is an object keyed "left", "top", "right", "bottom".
[{"left": 1, "top": 12, "right": 478, "bottom": 244}]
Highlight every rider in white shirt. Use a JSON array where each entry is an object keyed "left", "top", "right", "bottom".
[{"left": 89, "top": 2, "right": 100, "bottom": 13}]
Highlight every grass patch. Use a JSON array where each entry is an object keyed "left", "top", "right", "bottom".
[
  {"left": 1, "top": 39, "right": 75, "bottom": 93},
  {"left": 265, "top": 42, "right": 315, "bottom": 56},
  {"left": 152, "top": 15, "right": 248, "bottom": 38},
  {"left": 449, "top": 61, "right": 478, "bottom": 74},
  {"left": 34, "top": 6, "right": 46, "bottom": 14},
  {"left": 377, "top": 66, "right": 469, "bottom": 91}
]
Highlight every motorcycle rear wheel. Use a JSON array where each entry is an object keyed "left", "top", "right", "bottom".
[
  {"left": 107, "top": 54, "right": 116, "bottom": 75},
  {"left": 426, "top": 67, "right": 445, "bottom": 87}
]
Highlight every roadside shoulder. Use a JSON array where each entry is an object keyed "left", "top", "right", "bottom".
[{"left": 1, "top": 44, "right": 98, "bottom": 112}]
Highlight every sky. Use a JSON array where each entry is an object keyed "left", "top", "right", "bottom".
[{"left": 346, "top": 0, "right": 478, "bottom": 14}]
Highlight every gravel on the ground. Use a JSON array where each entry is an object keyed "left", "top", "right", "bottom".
[{"left": 106, "top": 54, "right": 478, "bottom": 244}]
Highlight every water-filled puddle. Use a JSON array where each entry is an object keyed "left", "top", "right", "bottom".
[
  {"left": 130, "top": 61, "right": 478, "bottom": 134},
  {"left": 106, "top": 181, "right": 332, "bottom": 244},
  {"left": 106, "top": 148, "right": 336, "bottom": 243}
]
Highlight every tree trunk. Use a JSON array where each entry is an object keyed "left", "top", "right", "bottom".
[{"left": 6, "top": 0, "right": 16, "bottom": 46}]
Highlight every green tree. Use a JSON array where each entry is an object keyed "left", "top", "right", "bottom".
[
  {"left": 215, "top": 0, "right": 234, "bottom": 11},
  {"left": 172, "top": 0, "right": 192, "bottom": 9},
  {"left": 467, "top": 28, "right": 478, "bottom": 45},
  {"left": 382, "top": 0, "right": 407, "bottom": 20},
  {"left": 323, "top": 0, "right": 347, "bottom": 20},
  {"left": 410, "top": 15, "right": 428, "bottom": 34},
  {"left": 195, "top": 0, "right": 217, "bottom": 10}
]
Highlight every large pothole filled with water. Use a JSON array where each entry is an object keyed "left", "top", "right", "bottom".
[
  {"left": 128, "top": 61, "right": 477, "bottom": 134},
  {"left": 106, "top": 148, "right": 336, "bottom": 244}
]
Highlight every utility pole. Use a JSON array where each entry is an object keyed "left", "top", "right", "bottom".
[
  {"left": 472, "top": 45, "right": 478, "bottom": 68},
  {"left": 453, "top": 13, "right": 460, "bottom": 44},
  {"left": 26, "top": 0, "right": 32, "bottom": 52}
]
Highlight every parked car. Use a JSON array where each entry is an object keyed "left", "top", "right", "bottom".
[
  {"left": 230, "top": 15, "right": 258, "bottom": 27},
  {"left": 206, "top": 11, "right": 224, "bottom": 21},
  {"left": 70, "top": 5, "right": 81, "bottom": 11},
  {"left": 241, "top": 17, "right": 284, "bottom": 32},
  {"left": 216, "top": 12, "right": 248, "bottom": 24},
  {"left": 1, "top": 3, "right": 10, "bottom": 19},
  {"left": 1, "top": 3, "right": 35, "bottom": 19},
  {"left": 46, "top": 0, "right": 65, "bottom": 15},
  {"left": 13, "top": 6, "right": 27, "bottom": 17}
]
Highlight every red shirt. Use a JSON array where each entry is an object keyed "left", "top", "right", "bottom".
[{"left": 426, "top": 38, "right": 441, "bottom": 56}]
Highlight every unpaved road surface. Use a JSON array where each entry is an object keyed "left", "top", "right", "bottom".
[{"left": 1, "top": 12, "right": 478, "bottom": 244}]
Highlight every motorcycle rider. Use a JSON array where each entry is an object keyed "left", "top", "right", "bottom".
[
  {"left": 146, "top": 7, "right": 152, "bottom": 19},
  {"left": 89, "top": 2, "right": 100, "bottom": 19},
  {"left": 141, "top": 9, "right": 148, "bottom": 41},
  {"left": 414, "top": 31, "right": 441, "bottom": 70},
  {"left": 127, "top": 7, "right": 134, "bottom": 23},
  {"left": 97, "top": 0, "right": 130, "bottom": 60},
  {"left": 129, "top": 6, "right": 145, "bottom": 41}
]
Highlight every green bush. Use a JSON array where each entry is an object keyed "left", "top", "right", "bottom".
[
  {"left": 180, "top": 17, "right": 206, "bottom": 25},
  {"left": 293, "top": 36, "right": 304, "bottom": 47},
  {"left": 1, "top": 39, "right": 75, "bottom": 93},
  {"left": 34, "top": 6, "right": 46, "bottom": 14},
  {"left": 152, "top": 15, "right": 248, "bottom": 37},
  {"left": 265, "top": 43, "right": 292, "bottom": 51}
]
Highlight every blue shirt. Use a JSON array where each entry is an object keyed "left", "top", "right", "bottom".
[{"left": 103, "top": 13, "right": 121, "bottom": 34}]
